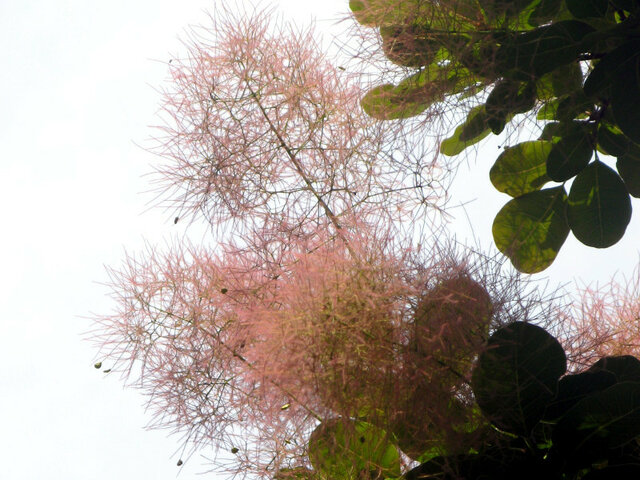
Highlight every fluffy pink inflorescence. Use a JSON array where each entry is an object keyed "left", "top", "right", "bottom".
[{"left": 152, "top": 6, "right": 442, "bottom": 244}]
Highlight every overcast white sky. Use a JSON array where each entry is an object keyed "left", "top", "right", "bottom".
[{"left": 1, "top": 1, "right": 639, "bottom": 479}]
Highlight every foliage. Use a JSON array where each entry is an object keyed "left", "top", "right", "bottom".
[
  {"left": 352, "top": 0, "right": 640, "bottom": 272},
  {"left": 301, "top": 322, "right": 640, "bottom": 480}
]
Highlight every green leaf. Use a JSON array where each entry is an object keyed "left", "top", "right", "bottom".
[
  {"left": 528, "top": 0, "right": 563, "bottom": 26},
  {"left": 492, "top": 186, "right": 569, "bottom": 273},
  {"left": 380, "top": 24, "right": 437, "bottom": 68},
  {"left": 597, "top": 122, "right": 632, "bottom": 157},
  {"left": 617, "top": 154, "right": 640, "bottom": 197},
  {"left": 471, "top": 322, "right": 566, "bottom": 435},
  {"left": 567, "top": 160, "right": 632, "bottom": 248},
  {"left": 554, "top": 91, "right": 593, "bottom": 121},
  {"left": 496, "top": 20, "right": 595, "bottom": 80},
  {"left": 552, "top": 382, "right": 640, "bottom": 462},
  {"left": 583, "top": 40, "right": 640, "bottom": 99},
  {"left": 550, "top": 61, "right": 584, "bottom": 97},
  {"left": 360, "top": 83, "right": 429, "bottom": 120},
  {"left": 566, "top": 0, "right": 609, "bottom": 18},
  {"left": 490, "top": 141, "right": 552, "bottom": 197},
  {"left": 308, "top": 419, "right": 400, "bottom": 480},
  {"left": 441, "top": 105, "right": 491, "bottom": 156},
  {"left": 486, "top": 80, "right": 536, "bottom": 133},
  {"left": 546, "top": 121, "right": 593, "bottom": 181},
  {"left": 537, "top": 98, "right": 561, "bottom": 120},
  {"left": 539, "top": 121, "right": 561, "bottom": 140},
  {"left": 610, "top": 50, "right": 640, "bottom": 144}
]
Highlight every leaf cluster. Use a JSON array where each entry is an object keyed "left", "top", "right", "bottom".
[
  {"left": 297, "top": 321, "right": 640, "bottom": 480},
  {"left": 354, "top": 0, "right": 640, "bottom": 272}
]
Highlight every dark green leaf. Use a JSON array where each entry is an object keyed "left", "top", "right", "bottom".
[
  {"left": 597, "top": 122, "right": 632, "bottom": 157},
  {"left": 497, "top": 21, "right": 595, "bottom": 80},
  {"left": 551, "top": 61, "right": 584, "bottom": 97},
  {"left": 610, "top": 51, "right": 640, "bottom": 144},
  {"left": 539, "top": 122, "right": 561, "bottom": 140},
  {"left": 553, "top": 382, "right": 640, "bottom": 462},
  {"left": 308, "top": 419, "right": 400, "bottom": 480},
  {"left": 441, "top": 106, "right": 491, "bottom": 156},
  {"left": 528, "top": 0, "right": 563, "bottom": 26},
  {"left": 380, "top": 24, "right": 437, "bottom": 68},
  {"left": 544, "top": 370, "right": 616, "bottom": 420},
  {"left": 617, "top": 154, "right": 640, "bottom": 197},
  {"left": 566, "top": 0, "right": 609, "bottom": 18},
  {"left": 587, "top": 355, "right": 640, "bottom": 383},
  {"left": 583, "top": 40, "right": 640, "bottom": 99},
  {"left": 493, "top": 187, "right": 569, "bottom": 273},
  {"left": 471, "top": 322, "right": 566, "bottom": 435},
  {"left": 555, "top": 91, "right": 593, "bottom": 121},
  {"left": 490, "top": 141, "right": 552, "bottom": 197},
  {"left": 546, "top": 121, "right": 593, "bottom": 181},
  {"left": 567, "top": 160, "right": 632, "bottom": 248}
]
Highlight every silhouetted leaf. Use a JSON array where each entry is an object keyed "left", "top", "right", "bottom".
[
  {"left": 544, "top": 370, "right": 616, "bottom": 420},
  {"left": 493, "top": 186, "right": 569, "bottom": 273},
  {"left": 583, "top": 40, "right": 640, "bottom": 99},
  {"left": 555, "top": 91, "right": 593, "bottom": 121},
  {"left": 497, "top": 21, "right": 595, "bottom": 80},
  {"left": 490, "top": 141, "right": 552, "bottom": 197},
  {"left": 567, "top": 160, "right": 632, "bottom": 247},
  {"left": 566, "top": 0, "right": 609, "bottom": 18},
  {"left": 617, "top": 154, "right": 640, "bottom": 197},
  {"left": 610, "top": 51, "right": 640, "bottom": 144},
  {"left": 528, "top": 0, "right": 563, "bottom": 26},
  {"left": 471, "top": 322, "right": 566, "bottom": 435},
  {"left": 553, "top": 382, "right": 640, "bottom": 463},
  {"left": 587, "top": 355, "right": 640, "bottom": 383},
  {"left": 546, "top": 121, "right": 593, "bottom": 181},
  {"left": 597, "top": 122, "right": 631, "bottom": 157}
]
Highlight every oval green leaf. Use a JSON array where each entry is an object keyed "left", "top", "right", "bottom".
[
  {"left": 308, "top": 419, "right": 400, "bottom": 480},
  {"left": 471, "top": 322, "right": 566, "bottom": 435},
  {"left": 567, "top": 160, "right": 632, "bottom": 248},
  {"left": 546, "top": 121, "right": 593, "bottom": 181},
  {"left": 490, "top": 141, "right": 552, "bottom": 197},
  {"left": 492, "top": 186, "right": 570, "bottom": 273}
]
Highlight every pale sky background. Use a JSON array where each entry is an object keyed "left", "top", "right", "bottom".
[{"left": 1, "top": 1, "right": 639, "bottom": 479}]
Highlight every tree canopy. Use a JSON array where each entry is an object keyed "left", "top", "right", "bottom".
[{"left": 353, "top": 0, "right": 640, "bottom": 272}]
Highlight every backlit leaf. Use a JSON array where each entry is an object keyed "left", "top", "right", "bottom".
[
  {"left": 492, "top": 186, "right": 569, "bottom": 273},
  {"left": 441, "top": 106, "right": 491, "bottom": 156},
  {"left": 490, "top": 141, "right": 552, "bottom": 197},
  {"left": 567, "top": 160, "right": 632, "bottom": 247}
]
